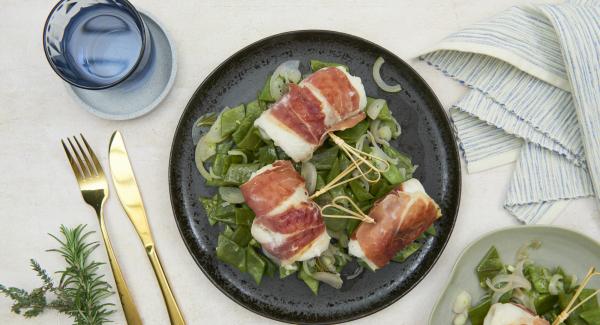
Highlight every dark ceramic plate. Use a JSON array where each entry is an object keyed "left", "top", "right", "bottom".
[{"left": 169, "top": 30, "right": 461, "bottom": 324}]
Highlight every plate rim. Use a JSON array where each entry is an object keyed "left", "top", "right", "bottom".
[
  {"left": 428, "top": 225, "right": 600, "bottom": 324},
  {"left": 168, "top": 29, "right": 461, "bottom": 324}
]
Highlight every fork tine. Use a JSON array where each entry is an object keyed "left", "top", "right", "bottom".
[
  {"left": 80, "top": 134, "right": 104, "bottom": 176},
  {"left": 67, "top": 137, "right": 91, "bottom": 177},
  {"left": 74, "top": 135, "right": 96, "bottom": 176},
  {"left": 62, "top": 139, "right": 83, "bottom": 182}
]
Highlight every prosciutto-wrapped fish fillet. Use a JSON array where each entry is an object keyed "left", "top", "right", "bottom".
[
  {"left": 348, "top": 179, "right": 441, "bottom": 270},
  {"left": 484, "top": 303, "right": 550, "bottom": 325},
  {"left": 240, "top": 160, "right": 330, "bottom": 265},
  {"left": 254, "top": 67, "right": 367, "bottom": 162}
]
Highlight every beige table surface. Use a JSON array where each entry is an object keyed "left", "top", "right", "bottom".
[{"left": 1, "top": 0, "right": 598, "bottom": 324}]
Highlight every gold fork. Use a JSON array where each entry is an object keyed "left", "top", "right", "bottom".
[{"left": 62, "top": 134, "right": 143, "bottom": 325}]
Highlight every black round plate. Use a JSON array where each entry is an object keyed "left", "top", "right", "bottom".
[{"left": 169, "top": 30, "right": 461, "bottom": 324}]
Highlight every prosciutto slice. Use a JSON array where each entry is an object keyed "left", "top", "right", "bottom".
[
  {"left": 348, "top": 178, "right": 441, "bottom": 270},
  {"left": 254, "top": 66, "right": 367, "bottom": 162},
  {"left": 240, "top": 160, "right": 330, "bottom": 265}
]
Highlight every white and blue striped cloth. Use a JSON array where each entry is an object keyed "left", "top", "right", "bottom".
[{"left": 420, "top": 1, "right": 600, "bottom": 223}]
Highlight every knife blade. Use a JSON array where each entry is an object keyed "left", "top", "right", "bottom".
[
  {"left": 108, "top": 131, "right": 153, "bottom": 244},
  {"left": 108, "top": 130, "right": 185, "bottom": 325}
]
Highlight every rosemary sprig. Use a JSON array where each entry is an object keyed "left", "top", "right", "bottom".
[{"left": 0, "top": 225, "right": 115, "bottom": 324}]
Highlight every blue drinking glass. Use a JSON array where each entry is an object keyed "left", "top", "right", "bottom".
[{"left": 43, "top": 0, "right": 152, "bottom": 90}]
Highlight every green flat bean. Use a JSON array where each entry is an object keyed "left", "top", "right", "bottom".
[
  {"left": 223, "top": 163, "right": 260, "bottom": 185},
  {"left": 245, "top": 247, "right": 266, "bottom": 284},
  {"left": 199, "top": 196, "right": 219, "bottom": 225},
  {"left": 475, "top": 246, "right": 504, "bottom": 287},
  {"left": 216, "top": 234, "right": 246, "bottom": 272},
  {"left": 221, "top": 104, "right": 245, "bottom": 137},
  {"left": 236, "top": 127, "right": 263, "bottom": 150},
  {"left": 212, "top": 154, "right": 231, "bottom": 178},
  {"left": 580, "top": 309, "right": 600, "bottom": 325},
  {"left": 258, "top": 75, "right": 275, "bottom": 102},
  {"left": 391, "top": 242, "right": 422, "bottom": 262},
  {"left": 231, "top": 226, "right": 252, "bottom": 247},
  {"left": 311, "top": 146, "right": 339, "bottom": 170},
  {"left": 279, "top": 264, "right": 298, "bottom": 279},
  {"left": 335, "top": 120, "right": 369, "bottom": 143},
  {"left": 298, "top": 267, "right": 319, "bottom": 295},
  {"left": 235, "top": 206, "right": 255, "bottom": 226},
  {"left": 535, "top": 294, "right": 558, "bottom": 316},
  {"left": 257, "top": 144, "right": 277, "bottom": 165},
  {"left": 213, "top": 203, "right": 236, "bottom": 224},
  {"left": 349, "top": 180, "right": 374, "bottom": 202},
  {"left": 468, "top": 296, "right": 492, "bottom": 325}
]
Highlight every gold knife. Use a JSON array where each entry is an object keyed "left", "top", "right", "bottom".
[{"left": 108, "top": 131, "right": 185, "bottom": 325}]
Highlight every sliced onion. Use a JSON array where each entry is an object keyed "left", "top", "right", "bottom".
[
  {"left": 516, "top": 240, "right": 542, "bottom": 262},
  {"left": 270, "top": 60, "right": 301, "bottom": 100},
  {"left": 486, "top": 260, "right": 531, "bottom": 304},
  {"left": 318, "top": 255, "right": 336, "bottom": 273},
  {"left": 452, "top": 290, "right": 472, "bottom": 314},
  {"left": 366, "top": 99, "right": 386, "bottom": 119},
  {"left": 301, "top": 162, "right": 317, "bottom": 194},
  {"left": 453, "top": 313, "right": 467, "bottom": 325},
  {"left": 571, "top": 274, "right": 578, "bottom": 285},
  {"left": 347, "top": 265, "right": 364, "bottom": 280},
  {"left": 389, "top": 118, "right": 402, "bottom": 137},
  {"left": 512, "top": 288, "right": 535, "bottom": 312},
  {"left": 378, "top": 125, "right": 392, "bottom": 142},
  {"left": 311, "top": 272, "right": 343, "bottom": 289},
  {"left": 486, "top": 282, "right": 511, "bottom": 303},
  {"left": 491, "top": 274, "right": 531, "bottom": 291},
  {"left": 195, "top": 110, "right": 227, "bottom": 162},
  {"left": 219, "top": 187, "right": 245, "bottom": 204},
  {"left": 514, "top": 260, "right": 528, "bottom": 280},
  {"left": 373, "top": 57, "right": 402, "bottom": 93},
  {"left": 196, "top": 138, "right": 216, "bottom": 163},
  {"left": 191, "top": 112, "right": 217, "bottom": 145},
  {"left": 369, "top": 120, "right": 390, "bottom": 146},
  {"left": 355, "top": 134, "right": 369, "bottom": 151},
  {"left": 228, "top": 149, "right": 248, "bottom": 163},
  {"left": 209, "top": 167, "right": 223, "bottom": 180},
  {"left": 549, "top": 274, "right": 564, "bottom": 295},
  {"left": 203, "top": 109, "right": 228, "bottom": 144},
  {"left": 367, "top": 131, "right": 398, "bottom": 165},
  {"left": 195, "top": 156, "right": 213, "bottom": 181}
]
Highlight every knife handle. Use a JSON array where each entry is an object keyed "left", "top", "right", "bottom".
[
  {"left": 145, "top": 244, "right": 185, "bottom": 325},
  {"left": 99, "top": 217, "right": 143, "bottom": 325}
]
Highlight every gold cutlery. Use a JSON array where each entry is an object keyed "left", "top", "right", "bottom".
[
  {"left": 61, "top": 134, "right": 143, "bottom": 325},
  {"left": 108, "top": 131, "right": 185, "bottom": 325}
]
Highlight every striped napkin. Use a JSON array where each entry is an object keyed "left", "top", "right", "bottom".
[{"left": 419, "top": 0, "right": 600, "bottom": 223}]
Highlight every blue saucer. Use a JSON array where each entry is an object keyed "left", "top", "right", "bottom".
[{"left": 66, "top": 11, "right": 177, "bottom": 120}]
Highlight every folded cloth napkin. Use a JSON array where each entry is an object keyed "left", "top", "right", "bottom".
[{"left": 419, "top": 0, "right": 600, "bottom": 223}]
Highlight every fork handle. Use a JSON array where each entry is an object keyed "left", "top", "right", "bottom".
[
  {"left": 99, "top": 217, "right": 143, "bottom": 325},
  {"left": 145, "top": 244, "right": 185, "bottom": 325}
]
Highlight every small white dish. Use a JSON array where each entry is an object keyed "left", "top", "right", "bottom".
[
  {"left": 429, "top": 225, "right": 600, "bottom": 324},
  {"left": 65, "top": 11, "right": 177, "bottom": 120}
]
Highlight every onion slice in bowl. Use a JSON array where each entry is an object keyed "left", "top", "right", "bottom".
[{"left": 373, "top": 57, "right": 402, "bottom": 93}]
